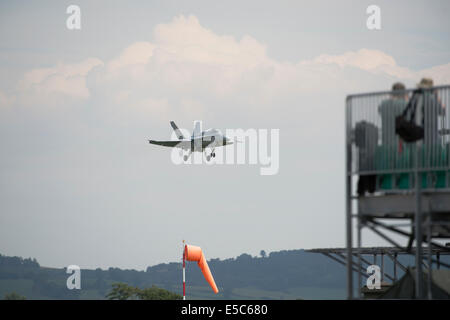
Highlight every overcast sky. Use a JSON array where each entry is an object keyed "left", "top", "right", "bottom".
[{"left": 0, "top": 0, "right": 449, "bottom": 270}]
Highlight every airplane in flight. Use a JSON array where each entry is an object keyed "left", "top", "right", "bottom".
[{"left": 148, "top": 121, "right": 234, "bottom": 161}]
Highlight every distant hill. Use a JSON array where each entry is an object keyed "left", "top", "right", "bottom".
[{"left": 0, "top": 249, "right": 426, "bottom": 299}]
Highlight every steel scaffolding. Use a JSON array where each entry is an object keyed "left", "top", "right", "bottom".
[
  {"left": 307, "top": 246, "right": 450, "bottom": 282},
  {"left": 345, "top": 85, "right": 450, "bottom": 299}
]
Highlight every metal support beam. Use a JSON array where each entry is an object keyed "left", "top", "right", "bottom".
[
  {"left": 366, "top": 224, "right": 403, "bottom": 249},
  {"left": 414, "top": 143, "right": 424, "bottom": 299},
  {"left": 427, "top": 214, "right": 433, "bottom": 300},
  {"left": 345, "top": 99, "right": 353, "bottom": 300},
  {"left": 352, "top": 254, "right": 373, "bottom": 268},
  {"left": 386, "top": 252, "right": 408, "bottom": 273},
  {"left": 357, "top": 216, "right": 362, "bottom": 298},
  {"left": 369, "top": 220, "right": 449, "bottom": 250},
  {"left": 337, "top": 253, "right": 364, "bottom": 274},
  {"left": 393, "top": 253, "right": 397, "bottom": 281},
  {"left": 322, "top": 253, "right": 368, "bottom": 278},
  {"left": 437, "top": 253, "right": 440, "bottom": 270}
]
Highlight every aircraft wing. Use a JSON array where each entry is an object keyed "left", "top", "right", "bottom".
[
  {"left": 149, "top": 140, "right": 191, "bottom": 149},
  {"left": 149, "top": 137, "right": 214, "bottom": 149}
]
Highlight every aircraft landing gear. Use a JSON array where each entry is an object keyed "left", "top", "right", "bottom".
[
  {"left": 205, "top": 149, "right": 215, "bottom": 162},
  {"left": 183, "top": 149, "right": 192, "bottom": 161}
]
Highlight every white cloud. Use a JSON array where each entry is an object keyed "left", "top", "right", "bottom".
[
  {"left": 153, "top": 15, "right": 268, "bottom": 68},
  {"left": 419, "top": 63, "right": 450, "bottom": 85},
  {"left": 0, "top": 90, "right": 15, "bottom": 108},
  {"left": 311, "top": 49, "right": 397, "bottom": 70},
  {"left": 107, "top": 42, "right": 155, "bottom": 73},
  {"left": 89, "top": 15, "right": 448, "bottom": 115},
  {"left": 306, "top": 49, "right": 417, "bottom": 80},
  {"left": 5, "top": 14, "right": 450, "bottom": 117},
  {"left": 19, "top": 58, "right": 103, "bottom": 100}
]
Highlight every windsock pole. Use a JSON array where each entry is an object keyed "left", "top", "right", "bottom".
[{"left": 182, "top": 240, "right": 186, "bottom": 300}]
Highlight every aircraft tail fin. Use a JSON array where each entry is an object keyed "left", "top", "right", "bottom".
[
  {"left": 192, "top": 120, "right": 202, "bottom": 139},
  {"left": 170, "top": 121, "right": 184, "bottom": 140}
]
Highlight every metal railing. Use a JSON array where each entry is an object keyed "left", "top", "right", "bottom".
[{"left": 346, "top": 85, "right": 450, "bottom": 192}]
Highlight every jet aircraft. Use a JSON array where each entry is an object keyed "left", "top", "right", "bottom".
[{"left": 149, "top": 121, "right": 234, "bottom": 161}]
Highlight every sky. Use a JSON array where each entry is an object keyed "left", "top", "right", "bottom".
[{"left": 0, "top": 0, "right": 449, "bottom": 270}]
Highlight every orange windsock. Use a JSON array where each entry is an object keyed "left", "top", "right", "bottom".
[{"left": 185, "top": 244, "right": 219, "bottom": 294}]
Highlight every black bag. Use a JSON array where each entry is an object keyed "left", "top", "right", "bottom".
[{"left": 395, "top": 89, "right": 424, "bottom": 143}]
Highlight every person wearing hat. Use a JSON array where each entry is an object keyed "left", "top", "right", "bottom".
[
  {"left": 418, "top": 77, "right": 434, "bottom": 89},
  {"left": 378, "top": 82, "right": 408, "bottom": 147},
  {"left": 416, "top": 77, "right": 444, "bottom": 147}
]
